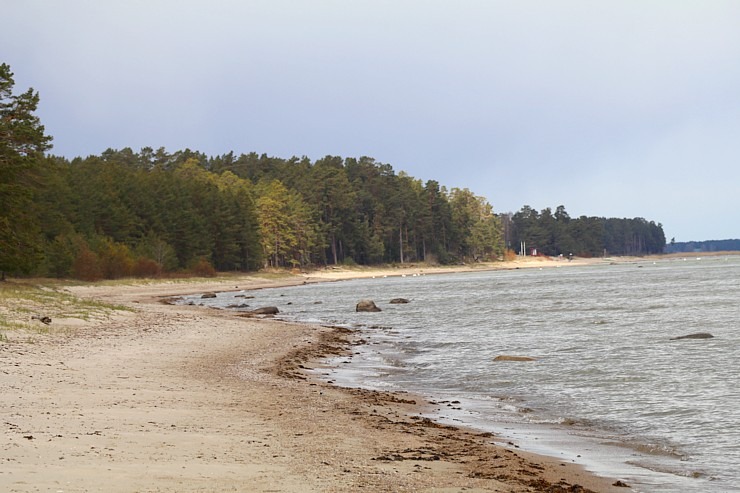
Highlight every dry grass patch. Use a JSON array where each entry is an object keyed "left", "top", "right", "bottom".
[{"left": 0, "top": 280, "right": 132, "bottom": 340}]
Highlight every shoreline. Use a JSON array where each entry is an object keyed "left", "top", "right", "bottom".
[{"left": 0, "top": 258, "right": 662, "bottom": 492}]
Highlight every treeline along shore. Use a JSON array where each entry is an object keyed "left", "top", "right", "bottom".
[{"left": 2, "top": 62, "right": 666, "bottom": 282}]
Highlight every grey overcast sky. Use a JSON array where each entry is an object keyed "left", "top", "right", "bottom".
[{"left": 3, "top": 1, "right": 739, "bottom": 242}]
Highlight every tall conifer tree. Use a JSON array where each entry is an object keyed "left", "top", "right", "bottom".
[{"left": 0, "top": 63, "right": 53, "bottom": 278}]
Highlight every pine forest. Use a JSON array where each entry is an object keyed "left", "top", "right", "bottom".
[{"left": 1, "top": 63, "right": 666, "bottom": 280}]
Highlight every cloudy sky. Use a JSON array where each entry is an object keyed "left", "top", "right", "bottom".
[{"left": 4, "top": 1, "right": 740, "bottom": 242}]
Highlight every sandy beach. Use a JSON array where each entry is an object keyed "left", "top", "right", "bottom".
[{"left": 1, "top": 258, "right": 635, "bottom": 492}]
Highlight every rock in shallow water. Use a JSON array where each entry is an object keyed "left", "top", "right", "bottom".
[
  {"left": 251, "top": 306, "right": 279, "bottom": 315},
  {"left": 356, "top": 299, "right": 382, "bottom": 312},
  {"left": 670, "top": 332, "right": 714, "bottom": 340},
  {"left": 493, "top": 355, "right": 537, "bottom": 362}
]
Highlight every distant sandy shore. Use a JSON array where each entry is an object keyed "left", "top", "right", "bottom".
[{"left": 1, "top": 258, "right": 644, "bottom": 492}]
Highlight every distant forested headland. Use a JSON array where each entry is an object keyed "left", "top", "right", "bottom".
[
  {"left": 665, "top": 239, "right": 740, "bottom": 254},
  {"left": 1, "top": 63, "right": 666, "bottom": 280},
  {"left": 502, "top": 206, "right": 665, "bottom": 258}
]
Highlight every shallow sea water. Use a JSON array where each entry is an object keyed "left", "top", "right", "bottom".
[{"left": 182, "top": 256, "right": 740, "bottom": 492}]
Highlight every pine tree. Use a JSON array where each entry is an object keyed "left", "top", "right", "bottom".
[{"left": 0, "top": 63, "right": 53, "bottom": 279}]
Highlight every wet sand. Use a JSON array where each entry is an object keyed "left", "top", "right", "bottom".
[{"left": 1, "top": 260, "right": 634, "bottom": 492}]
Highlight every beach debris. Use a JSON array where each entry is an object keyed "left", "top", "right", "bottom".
[
  {"left": 389, "top": 298, "right": 410, "bottom": 304},
  {"left": 493, "top": 355, "right": 537, "bottom": 362},
  {"left": 201, "top": 292, "right": 217, "bottom": 299},
  {"left": 372, "top": 448, "right": 442, "bottom": 462},
  {"left": 356, "top": 299, "right": 382, "bottom": 312},
  {"left": 670, "top": 332, "right": 714, "bottom": 340},
  {"left": 613, "top": 480, "right": 630, "bottom": 487},
  {"left": 30, "top": 315, "right": 52, "bottom": 325}
]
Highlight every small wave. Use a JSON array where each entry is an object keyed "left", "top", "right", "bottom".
[
  {"left": 625, "top": 459, "right": 711, "bottom": 481},
  {"left": 364, "top": 324, "right": 395, "bottom": 331},
  {"left": 588, "top": 431, "right": 703, "bottom": 465},
  {"left": 646, "top": 304, "right": 670, "bottom": 310},
  {"left": 554, "top": 346, "right": 585, "bottom": 353},
  {"left": 610, "top": 437, "right": 691, "bottom": 461},
  {"left": 379, "top": 356, "right": 407, "bottom": 368},
  {"left": 590, "top": 305, "right": 628, "bottom": 311},
  {"left": 557, "top": 416, "right": 589, "bottom": 427}
]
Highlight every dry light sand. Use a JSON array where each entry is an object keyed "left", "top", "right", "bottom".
[{"left": 2, "top": 258, "right": 637, "bottom": 492}]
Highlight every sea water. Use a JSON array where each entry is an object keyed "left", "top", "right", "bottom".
[{"left": 182, "top": 256, "right": 740, "bottom": 492}]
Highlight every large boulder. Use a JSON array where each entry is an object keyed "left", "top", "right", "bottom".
[
  {"left": 251, "top": 306, "right": 279, "bottom": 315},
  {"left": 356, "top": 299, "right": 382, "bottom": 312}
]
